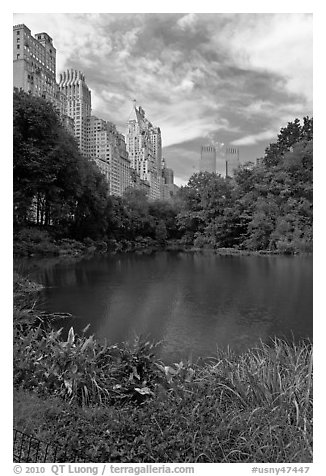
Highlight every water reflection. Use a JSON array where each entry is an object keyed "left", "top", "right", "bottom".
[{"left": 19, "top": 252, "right": 312, "bottom": 362}]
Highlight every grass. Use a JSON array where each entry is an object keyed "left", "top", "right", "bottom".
[{"left": 13, "top": 273, "right": 313, "bottom": 463}]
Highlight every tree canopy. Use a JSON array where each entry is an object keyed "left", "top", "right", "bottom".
[
  {"left": 13, "top": 92, "right": 312, "bottom": 254},
  {"left": 13, "top": 90, "right": 109, "bottom": 239}
]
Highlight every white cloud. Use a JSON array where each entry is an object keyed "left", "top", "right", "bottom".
[
  {"left": 217, "top": 14, "right": 313, "bottom": 104},
  {"left": 231, "top": 129, "right": 277, "bottom": 146},
  {"left": 175, "top": 78, "right": 195, "bottom": 93},
  {"left": 161, "top": 117, "right": 216, "bottom": 147},
  {"left": 177, "top": 13, "right": 197, "bottom": 30}
]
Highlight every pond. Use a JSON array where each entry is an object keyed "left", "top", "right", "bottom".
[{"left": 19, "top": 251, "right": 313, "bottom": 362}]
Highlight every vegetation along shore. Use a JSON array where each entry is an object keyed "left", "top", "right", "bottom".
[
  {"left": 14, "top": 91, "right": 312, "bottom": 257},
  {"left": 14, "top": 273, "right": 313, "bottom": 463}
]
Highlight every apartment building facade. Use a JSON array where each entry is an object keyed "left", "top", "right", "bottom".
[
  {"left": 58, "top": 69, "right": 92, "bottom": 157},
  {"left": 13, "top": 24, "right": 68, "bottom": 118},
  {"left": 126, "top": 105, "right": 161, "bottom": 200},
  {"left": 86, "top": 116, "right": 131, "bottom": 196}
]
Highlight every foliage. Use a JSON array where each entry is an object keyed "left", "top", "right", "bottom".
[
  {"left": 177, "top": 172, "right": 248, "bottom": 248},
  {"left": 13, "top": 92, "right": 312, "bottom": 255},
  {"left": 14, "top": 317, "right": 163, "bottom": 406},
  {"left": 176, "top": 118, "right": 312, "bottom": 253},
  {"left": 14, "top": 325, "right": 313, "bottom": 462},
  {"left": 13, "top": 90, "right": 109, "bottom": 240}
]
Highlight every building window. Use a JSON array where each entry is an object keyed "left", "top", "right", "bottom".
[
  {"left": 17, "top": 30, "right": 20, "bottom": 35},
  {"left": 16, "top": 54, "right": 20, "bottom": 59},
  {"left": 17, "top": 44, "right": 20, "bottom": 49}
]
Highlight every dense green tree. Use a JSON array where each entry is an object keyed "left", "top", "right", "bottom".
[
  {"left": 13, "top": 90, "right": 108, "bottom": 239},
  {"left": 70, "top": 159, "right": 109, "bottom": 240},
  {"left": 149, "top": 200, "right": 180, "bottom": 239},
  {"left": 262, "top": 117, "right": 313, "bottom": 168},
  {"left": 155, "top": 220, "right": 168, "bottom": 243},
  {"left": 176, "top": 172, "right": 241, "bottom": 247},
  {"left": 233, "top": 121, "right": 313, "bottom": 252},
  {"left": 122, "top": 188, "right": 154, "bottom": 239}
]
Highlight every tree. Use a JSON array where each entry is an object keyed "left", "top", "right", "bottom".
[
  {"left": 122, "top": 188, "right": 154, "bottom": 239},
  {"left": 13, "top": 90, "right": 109, "bottom": 240},
  {"left": 262, "top": 117, "right": 313, "bottom": 167},
  {"left": 176, "top": 172, "right": 239, "bottom": 247},
  {"left": 155, "top": 220, "right": 168, "bottom": 243}
]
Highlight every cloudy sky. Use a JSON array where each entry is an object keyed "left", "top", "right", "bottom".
[{"left": 13, "top": 12, "right": 313, "bottom": 185}]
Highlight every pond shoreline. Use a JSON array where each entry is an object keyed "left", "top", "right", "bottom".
[
  {"left": 14, "top": 234, "right": 312, "bottom": 260},
  {"left": 13, "top": 273, "right": 313, "bottom": 463}
]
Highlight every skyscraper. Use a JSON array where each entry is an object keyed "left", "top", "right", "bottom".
[
  {"left": 58, "top": 69, "right": 92, "bottom": 156},
  {"left": 200, "top": 146, "right": 216, "bottom": 173},
  {"left": 161, "top": 158, "right": 177, "bottom": 201},
  {"left": 13, "top": 24, "right": 65, "bottom": 114},
  {"left": 86, "top": 116, "right": 131, "bottom": 196},
  {"left": 225, "top": 146, "right": 240, "bottom": 177},
  {"left": 126, "top": 104, "right": 161, "bottom": 200}
]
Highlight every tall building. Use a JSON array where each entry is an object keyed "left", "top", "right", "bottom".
[
  {"left": 58, "top": 69, "right": 92, "bottom": 156},
  {"left": 13, "top": 24, "right": 67, "bottom": 117},
  {"left": 86, "top": 116, "right": 131, "bottom": 196},
  {"left": 199, "top": 144, "right": 240, "bottom": 177},
  {"left": 126, "top": 104, "right": 161, "bottom": 200},
  {"left": 13, "top": 24, "right": 56, "bottom": 99},
  {"left": 129, "top": 169, "right": 151, "bottom": 195},
  {"left": 161, "top": 158, "right": 178, "bottom": 201},
  {"left": 200, "top": 146, "right": 216, "bottom": 173},
  {"left": 106, "top": 121, "right": 131, "bottom": 197},
  {"left": 225, "top": 146, "right": 240, "bottom": 177}
]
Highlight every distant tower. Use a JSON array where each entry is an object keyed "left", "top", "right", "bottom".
[
  {"left": 225, "top": 146, "right": 240, "bottom": 177},
  {"left": 200, "top": 146, "right": 216, "bottom": 173}
]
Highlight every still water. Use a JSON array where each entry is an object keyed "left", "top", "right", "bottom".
[{"left": 21, "top": 251, "right": 312, "bottom": 362}]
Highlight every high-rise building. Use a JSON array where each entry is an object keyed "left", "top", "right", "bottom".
[
  {"left": 106, "top": 121, "right": 131, "bottom": 197},
  {"left": 13, "top": 24, "right": 67, "bottom": 119},
  {"left": 129, "top": 169, "right": 151, "bottom": 195},
  {"left": 58, "top": 69, "right": 92, "bottom": 156},
  {"left": 13, "top": 24, "right": 56, "bottom": 99},
  {"left": 200, "top": 146, "right": 216, "bottom": 173},
  {"left": 126, "top": 104, "right": 161, "bottom": 200},
  {"left": 161, "top": 158, "right": 178, "bottom": 201},
  {"left": 162, "top": 166, "right": 174, "bottom": 185},
  {"left": 199, "top": 144, "right": 240, "bottom": 177},
  {"left": 225, "top": 146, "right": 240, "bottom": 177},
  {"left": 86, "top": 116, "right": 131, "bottom": 196}
]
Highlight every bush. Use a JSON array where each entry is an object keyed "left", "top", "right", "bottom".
[
  {"left": 15, "top": 227, "right": 52, "bottom": 244},
  {"left": 275, "top": 240, "right": 296, "bottom": 254},
  {"left": 14, "top": 227, "right": 59, "bottom": 256},
  {"left": 95, "top": 241, "right": 108, "bottom": 253}
]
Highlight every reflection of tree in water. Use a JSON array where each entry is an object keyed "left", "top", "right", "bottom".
[{"left": 24, "top": 252, "right": 312, "bottom": 360}]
